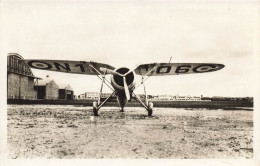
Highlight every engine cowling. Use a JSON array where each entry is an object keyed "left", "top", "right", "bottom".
[{"left": 111, "top": 67, "right": 136, "bottom": 93}]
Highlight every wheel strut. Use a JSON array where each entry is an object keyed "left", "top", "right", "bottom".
[
  {"left": 148, "top": 102, "right": 153, "bottom": 117},
  {"left": 93, "top": 101, "right": 98, "bottom": 116}
]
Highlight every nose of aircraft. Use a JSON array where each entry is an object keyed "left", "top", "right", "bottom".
[
  {"left": 113, "top": 68, "right": 134, "bottom": 86},
  {"left": 110, "top": 67, "right": 136, "bottom": 100}
]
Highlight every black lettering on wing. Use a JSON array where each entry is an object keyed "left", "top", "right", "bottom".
[
  {"left": 75, "top": 64, "right": 85, "bottom": 72},
  {"left": 193, "top": 64, "right": 217, "bottom": 73},
  {"left": 156, "top": 66, "right": 171, "bottom": 74},
  {"left": 175, "top": 65, "right": 191, "bottom": 74},
  {"left": 27, "top": 61, "right": 52, "bottom": 69},
  {"left": 54, "top": 62, "right": 71, "bottom": 72}
]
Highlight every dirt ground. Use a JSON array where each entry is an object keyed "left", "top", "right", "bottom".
[{"left": 7, "top": 105, "right": 253, "bottom": 159}]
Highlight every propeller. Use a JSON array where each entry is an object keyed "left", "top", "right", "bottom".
[
  {"left": 100, "top": 67, "right": 133, "bottom": 100},
  {"left": 123, "top": 69, "right": 135, "bottom": 100},
  {"left": 123, "top": 76, "right": 130, "bottom": 100}
]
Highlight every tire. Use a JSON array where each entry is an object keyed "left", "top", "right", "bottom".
[
  {"left": 148, "top": 102, "right": 153, "bottom": 117},
  {"left": 93, "top": 101, "right": 98, "bottom": 116}
]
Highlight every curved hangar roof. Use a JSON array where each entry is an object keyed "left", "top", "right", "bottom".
[{"left": 7, "top": 53, "right": 40, "bottom": 79}]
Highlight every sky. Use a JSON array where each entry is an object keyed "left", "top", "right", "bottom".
[{"left": 1, "top": 1, "right": 259, "bottom": 97}]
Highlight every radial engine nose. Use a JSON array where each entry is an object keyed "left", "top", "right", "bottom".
[{"left": 111, "top": 67, "right": 136, "bottom": 92}]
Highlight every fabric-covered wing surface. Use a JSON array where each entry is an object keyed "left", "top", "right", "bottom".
[
  {"left": 23, "top": 60, "right": 115, "bottom": 75},
  {"left": 134, "top": 63, "right": 225, "bottom": 76}
]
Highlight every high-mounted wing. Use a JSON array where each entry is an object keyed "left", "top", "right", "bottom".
[
  {"left": 134, "top": 63, "right": 225, "bottom": 76},
  {"left": 23, "top": 59, "right": 115, "bottom": 75}
]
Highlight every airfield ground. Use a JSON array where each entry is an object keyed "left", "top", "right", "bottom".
[{"left": 7, "top": 105, "right": 253, "bottom": 159}]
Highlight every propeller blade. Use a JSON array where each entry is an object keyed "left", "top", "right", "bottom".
[
  {"left": 124, "top": 64, "right": 139, "bottom": 76},
  {"left": 123, "top": 64, "right": 139, "bottom": 77},
  {"left": 100, "top": 67, "right": 123, "bottom": 77},
  {"left": 123, "top": 77, "right": 130, "bottom": 100},
  {"left": 123, "top": 70, "right": 131, "bottom": 77},
  {"left": 123, "top": 68, "right": 135, "bottom": 77}
]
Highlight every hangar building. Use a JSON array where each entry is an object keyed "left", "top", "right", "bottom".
[
  {"left": 58, "top": 84, "right": 74, "bottom": 100},
  {"left": 35, "top": 79, "right": 59, "bottom": 100},
  {"left": 7, "top": 53, "right": 39, "bottom": 99}
]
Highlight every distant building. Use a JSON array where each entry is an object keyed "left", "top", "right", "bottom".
[
  {"left": 58, "top": 84, "right": 74, "bottom": 100},
  {"left": 175, "top": 94, "right": 201, "bottom": 101},
  {"left": 85, "top": 92, "right": 99, "bottom": 99},
  {"left": 101, "top": 93, "right": 111, "bottom": 98},
  {"left": 34, "top": 79, "right": 59, "bottom": 100},
  {"left": 153, "top": 94, "right": 202, "bottom": 101},
  {"left": 78, "top": 94, "right": 85, "bottom": 99},
  {"left": 155, "top": 94, "right": 175, "bottom": 101},
  {"left": 76, "top": 92, "right": 114, "bottom": 99},
  {"left": 175, "top": 95, "right": 201, "bottom": 101},
  {"left": 7, "top": 53, "right": 39, "bottom": 99}
]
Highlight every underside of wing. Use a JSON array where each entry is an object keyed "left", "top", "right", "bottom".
[
  {"left": 134, "top": 63, "right": 225, "bottom": 76},
  {"left": 23, "top": 59, "right": 115, "bottom": 75}
]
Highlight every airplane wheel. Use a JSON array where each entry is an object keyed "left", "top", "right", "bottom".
[
  {"left": 148, "top": 102, "right": 153, "bottom": 117},
  {"left": 93, "top": 101, "right": 98, "bottom": 116}
]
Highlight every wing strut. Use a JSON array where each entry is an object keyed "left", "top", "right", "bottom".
[
  {"left": 89, "top": 64, "right": 117, "bottom": 116},
  {"left": 89, "top": 64, "right": 115, "bottom": 92},
  {"left": 135, "top": 66, "right": 156, "bottom": 90},
  {"left": 142, "top": 76, "right": 148, "bottom": 106},
  {"left": 132, "top": 92, "right": 148, "bottom": 110},
  {"left": 132, "top": 66, "right": 156, "bottom": 116},
  {"left": 98, "top": 70, "right": 106, "bottom": 105}
]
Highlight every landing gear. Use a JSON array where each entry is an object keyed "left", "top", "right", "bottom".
[
  {"left": 93, "top": 101, "right": 98, "bottom": 116},
  {"left": 132, "top": 73, "right": 155, "bottom": 117},
  {"left": 148, "top": 102, "right": 153, "bottom": 117},
  {"left": 89, "top": 63, "right": 156, "bottom": 117},
  {"left": 92, "top": 92, "right": 115, "bottom": 116},
  {"left": 89, "top": 64, "right": 116, "bottom": 116},
  {"left": 132, "top": 93, "right": 153, "bottom": 117}
]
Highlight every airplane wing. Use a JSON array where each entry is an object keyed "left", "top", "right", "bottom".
[
  {"left": 134, "top": 63, "right": 225, "bottom": 76},
  {"left": 23, "top": 59, "right": 115, "bottom": 75}
]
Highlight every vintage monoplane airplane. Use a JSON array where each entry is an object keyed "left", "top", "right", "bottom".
[{"left": 24, "top": 59, "right": 224, "bottom": 116}]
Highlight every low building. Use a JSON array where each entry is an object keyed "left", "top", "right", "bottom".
[
  {"left": 153, "top": 94, "right": 175, "bottom": 101},
  {"left": 34, "top": 79, "right": 59, "bottom": 100},
  {"left": 58, "top": 84, "right": 74, "bottom": 100},
  {"left": 101, "top": 93, "right": 111, "bottom": 98},
  {"left": 153, "top": 94, "right": 202, "bottom": 101},
  {"left": 175, "top": 95, "right": 201, "bottom": 101},
  {"left": 85, "top": 92, "right": 99, "bottom": 99},
  {"left": 78, "top": 94, "right": 85, "bottom": 99},
  {"left": 7, "top": 53, "right": 38, "bottom": 99}
]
